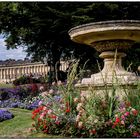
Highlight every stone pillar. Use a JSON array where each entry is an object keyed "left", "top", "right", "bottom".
[{"left": 0, "top": 69, "right": 1, "bottom": 80}]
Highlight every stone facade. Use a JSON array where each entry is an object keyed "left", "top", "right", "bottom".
[{"left": 0, "top": 61, "right": 69, "bottom": 83}]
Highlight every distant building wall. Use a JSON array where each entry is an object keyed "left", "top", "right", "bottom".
[{"left": 0, "top": 61, "right": 69, "bottom": 83}]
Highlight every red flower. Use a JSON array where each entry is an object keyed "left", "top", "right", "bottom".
[
  {"left": 32, "top": 123, "right": 35, "bottom": 127},
  {"left": 91, "top": 129, "right": 96, "bottom": 134},
  {"left": 43, "top": 129, "right": 48, "bottom": 133},
  {"left": 32, "top": 115, "right": 36, "bottom": 120},
  {"left": 115, "top": 117, "right": 120, "bottom": 123},
  {"left": 89, "top": 129, "right": 96, "bottom": 135},
  {"left": 51, "top": 115, "right": 57, "bottom": 119},
  {"left": 31, "top": 84, "right": 38, "bottom": 92},
  {"left": 125, "top": 101, "right": 131, "bottom": 107},
  {"left": 38, "top": 118, "right": 42, "bottom": 122},
  {"left": 43, "top": 125, "right": 47, "bottom": 129},
  {"left": 55, "top": 121, "right": 60, "bottom": 125},
  {"left": 66, "top": 102, "right": 70, "bottom": 107},
  {"left": 133, "top": 131, "right": 139, "bottom": 137},
  {"left": 112, "top": 117, "right": 121, "bottom": 128},
  {"left": 132, "top": 110, "right": 138, "bottom": 116},
  {"left": 66, "top": 108, "right": 70, "bottom": 113}
]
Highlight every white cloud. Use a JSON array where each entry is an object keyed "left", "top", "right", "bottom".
[{"left": 0, "top": 37, "right": 27, "bottom": 60}]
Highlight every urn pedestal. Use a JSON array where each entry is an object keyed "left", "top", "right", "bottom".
[{"left": 69, "top": 20, "right": 140, "bottom": 98}]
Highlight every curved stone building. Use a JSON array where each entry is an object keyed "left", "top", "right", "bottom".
[{"left": 0, "top": 61, "right": 69, "bottom": 83}]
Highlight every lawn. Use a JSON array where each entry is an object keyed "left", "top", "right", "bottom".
[
  {"left": 0, "top": 83, "right": 13, "bottom": 88},
  {"left": 0, "top": 108, "right": 61, "bottom": 138}
]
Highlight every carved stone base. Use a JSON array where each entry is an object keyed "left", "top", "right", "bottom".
[
  {"left": 81, "top": 51, "right": 139, "bottom": 86},
  {"left": 75, "top": 83, "right": 138, "bottom": 101}
]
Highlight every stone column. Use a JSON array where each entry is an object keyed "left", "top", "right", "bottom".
[{"left": 0, "top": 69, "right": 1, "bottom": 80}]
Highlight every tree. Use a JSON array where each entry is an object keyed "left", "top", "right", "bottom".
[{"left": 0, "top": 2, "right": 140, "bottom": 82}]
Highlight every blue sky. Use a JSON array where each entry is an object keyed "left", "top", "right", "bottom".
[{"left": 0, "top": 35, "right": 27, "bottom": 60}]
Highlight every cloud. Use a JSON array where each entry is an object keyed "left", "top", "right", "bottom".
[{"left": 0, "top": 37, "right": 27, "bottom": 60}]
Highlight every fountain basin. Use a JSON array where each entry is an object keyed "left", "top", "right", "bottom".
[
  {"left": 69, "top": 20, "right": 140, "bottom": 88},
  {"left": 69, "top": 20, "right": 140, "bottom": 49}
]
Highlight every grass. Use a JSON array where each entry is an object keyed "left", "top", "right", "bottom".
[
  {"left": 0, "top": 108, "right": 61, "bottom": 138},
  {"left": 0, "top": 83, "right": 13, "bottom": 88}
]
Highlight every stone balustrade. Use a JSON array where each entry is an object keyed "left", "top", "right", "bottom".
[{"left": 0, "top": 61, "right": 69, "bottom": 83}]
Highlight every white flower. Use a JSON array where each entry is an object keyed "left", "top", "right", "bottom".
[
  {"left": 80, "top": 97, "right": 85, "bottom": 103},
  {"left": 52, "top": 82, "right": 56, "bottom": 86},
  {"left": 76, "top": 103, "right": 83, "bottom": 111},
  {"left": 94, "top": 119, "right": 98, "bottom": 123},
  {"left": 131, "top": 108, "right": 136, "bottom": 112},
  {"left": 78, "top": 121, "right": 83, "bottom": 129},
  {"left": 79, "top": 109, "right": 85, "bottom": 115},
  {"left": 49, "top": 89, "right": 54, "bottom": 94},
  {"left": 39, "top": 86, "right": 44, "bottom": 91},
  {"left": 76, "top": 115, "right": 81, "bottom": 122},
  {"left": 57, "top": 80, "right": 62, "bottom": 86},
  {"left": 74, "top": 97, "right": 79, "bottom": 103},
  {"left": 41, "top": 91, "right": 48, "bottom": 97}
]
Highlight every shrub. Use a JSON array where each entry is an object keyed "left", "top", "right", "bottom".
[{"left": 13, "top": 75, "right": 45, "bottom": 86}]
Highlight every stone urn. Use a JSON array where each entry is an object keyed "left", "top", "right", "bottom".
[{"left": 69, "top": 20, "right": 140, "bottom": 96}]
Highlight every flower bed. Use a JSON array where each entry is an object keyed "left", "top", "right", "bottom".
[
  {"left": 31, "top": 81, "right": 140, "bottom": 138},
  {"left": 30, "top": 62, "right": 140, "bottom": 138},
  {"left": 0, "top": 109, "right": 14, "bottom": 122},
  {"left": 0, "top": 84, "right": 43, "bottom": 110}
]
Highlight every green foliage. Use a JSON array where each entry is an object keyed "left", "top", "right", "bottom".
[{"left": 13, "top": 75, "right": 45, "bottom": 86}]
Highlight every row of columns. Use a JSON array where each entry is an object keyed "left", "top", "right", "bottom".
[
  {"left": 0, "top": 62, "right": 69, "bottom": 83},
  {"left": 0, "top": 64, "right": 50, "bottom": 82}
]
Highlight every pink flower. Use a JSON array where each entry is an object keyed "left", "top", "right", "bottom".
[
  {"left": 38, "top": 101, "right": 43, "bottom": 106},
  {"left": 121, "top": 115, "right": 125, "bottom": 120},
  {"left": 121, "top": 120, "right": 125, "bottom": 125},
  {"left": 124, "top": 111, "right": 130, "bottom": 117},
  {"left": 48, "top": 109, "right": 53, "bottom": 114},
  {"left": 80, "top": 91, "right": 86, "bottom": 97},
  {"left": 40, "top": 114, "right": 44, "bottom": 119},
  {"left": 133, "top": 132, "right": 139, "bottom": 137},
  {"left": 43, "top": 106, "right": 47, "bottom": 111}
]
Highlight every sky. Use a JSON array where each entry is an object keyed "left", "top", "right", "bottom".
[{"left": 0, "top": 35, "right": 27, "bottom": 60}]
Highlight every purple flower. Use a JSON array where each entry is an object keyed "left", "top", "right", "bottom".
[
  {"left": 0, "top": 109, "right": 14, "bottom": 122},
  {"left": 54, "top": 95, "right": 61, "bottom": 102}
]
